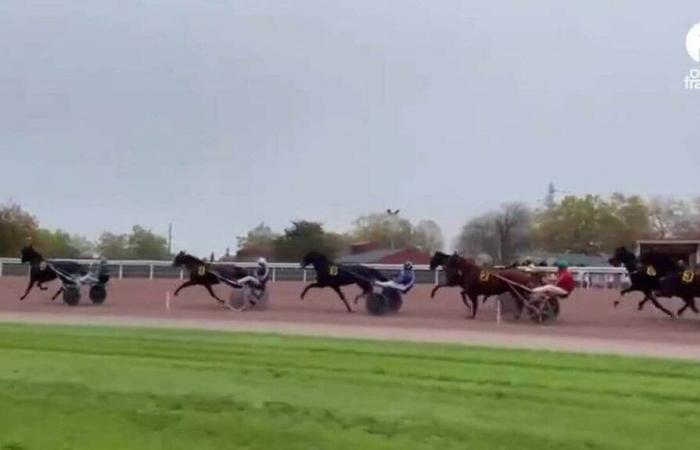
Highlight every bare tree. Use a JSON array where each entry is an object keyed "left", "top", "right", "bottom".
[
  {"left": 457, "top": 203, "right": 533, "bottom": 264},
  {"left": 493, "top": 203, "right": 533, "bottom": 263}
]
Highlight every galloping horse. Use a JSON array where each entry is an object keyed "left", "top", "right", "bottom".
[
  {"left": 429, "top": 251, "right": 472, "bottom": 307},
  {"left": 429, "top": 251, "right": 543, "bottom": 311},
  {"left": 443, "top": 253, "right": 542, "bottom": 319},
  {"left": 300, "top": 251, "right": 387, "bottom": 313},
  {"left": 657, "top": 269, "right": 700, "bottom": 316},
  {"left": 608, "top": 246, "right": 679, "bottom": 317},
  {"left": 19, "top": 244, "right": 87, "bottom": 301},
  {"left": 172, "top": 251, "right": 248, "bottom": 303}
]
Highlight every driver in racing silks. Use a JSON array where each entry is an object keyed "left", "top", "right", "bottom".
[
  {"left": 375, "top": 261, "right": 416, "bottom": 294},
  {"left": 236, "top": 257, "right": 270, "bottom": 303}
]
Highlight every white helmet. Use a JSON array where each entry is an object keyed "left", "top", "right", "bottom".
[{"left": 257, "top": 257, "right": 267, "bottom": 267}]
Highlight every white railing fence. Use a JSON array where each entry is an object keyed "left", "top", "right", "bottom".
[{"left": 0, "top": 258, "right": 629, "bottom": 288}]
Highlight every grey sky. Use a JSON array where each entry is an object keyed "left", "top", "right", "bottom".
[{"left": 1, "top": 1, "right": 699, "bottom": 256}]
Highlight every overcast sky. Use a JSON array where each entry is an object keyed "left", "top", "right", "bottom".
[{"left": 1, "top": 1, "right": 698, "bottom": 256}]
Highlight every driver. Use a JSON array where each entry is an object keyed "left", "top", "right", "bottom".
[
  {"left": 375, "top": 261, "right": 416, "bottom": 294},
  {"left": 236, "top": 257, "right": 270, "bottom": 292},
  {"left": 531, "top": 261, "right": 575, "bottom": 299}
]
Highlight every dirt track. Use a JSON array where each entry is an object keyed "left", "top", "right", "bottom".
[{"left": 2, "top": 278, "right": 700, "bottom": 360}]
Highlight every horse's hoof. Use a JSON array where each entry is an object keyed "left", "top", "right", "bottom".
[{"left": 613, "top": 301, "right": 620, "bottom": 308}]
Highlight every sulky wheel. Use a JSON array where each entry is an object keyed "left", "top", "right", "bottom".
[
  {"left": 63, "top": 286, "right": 81, "bottom": 306},
  {"left": 248, "top": 288, "right": 270, "bottom": 310},
  {"left": 228, "top": 289, "right": 248, "bottom": 311},
  {"left": 382, "top": 288, "right": 403, "bottom": 314},
  {"left": 89, "top": 285, "right": 107, "bottom": 304},
  {"left": 366, "top": 292, "right": 389, "bottom": 316}
]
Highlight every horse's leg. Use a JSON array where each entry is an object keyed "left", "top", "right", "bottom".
[
  {"left": 20, "top": 278, "right": 37, "bottom": 300},
  {"left": 38, "top": 281, "right": 48, "bottom": 291},
  {"left": 482, "top": 295, "right": 491, "bottom": 304},
  {"left": 204, "top": 284, "right": 224, "bottom": 304},
  {"left": 678, "top": 302, "right": 689, "bottom": 317},
  {"left": 460, "top": 291, "right": 471, "bottom": 310},
  {"left": 173, "top": 280, "right": 196, "bottom": 296},
  {"left": 353, "top": 281, "right": 372, "bottom": 304},
  {"left": 331, "top": 286, "right": 353, "bottom": 313},
  {"left": 430, "top": 284, "right": 443, "bottom": 299},
  {"left": 51, "top": 286, "right": 63, "bottom": 301},
  {"left": 300, "top": 283, "right": 321, "bottom": 300},
  {"left": 679, "top": 297, "right": 698, "bottom": 316},
  {"left": 468, "top": 293, "right": 479, "bottom": 319},
  {"left": 646, "top": 293, "right": 674, "bottom": 318},
  {"left": 637, "top": 297, "right": 649, "bottom": 311}
]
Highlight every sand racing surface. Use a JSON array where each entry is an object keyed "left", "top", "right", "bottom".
[{"left": 2, "top": 278, "right": 700, "bottom": 360}]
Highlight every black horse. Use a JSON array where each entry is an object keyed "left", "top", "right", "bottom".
[
  {"left": 299, "top": 251, "right": 387, "bottom": 313},
  {"left": 172, "top": 251, "right": 248, "bottom": 303},
  {"left": 657, "top": 270, "right": 700, "bottom": 316},
  {"left": 19, "top": 244, "right": 87, "bottom": 301},
  {"left": 608, "top": 246, "right": 680, "bottom": 317}
]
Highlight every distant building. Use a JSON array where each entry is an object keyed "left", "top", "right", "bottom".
[{"left": 636, "top": 240, "right": 700, "bottom": 268}]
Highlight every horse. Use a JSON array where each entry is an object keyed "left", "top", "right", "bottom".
[
  {"left": 443, "top": 252, "right": 542, "bottom": 319},
  {"left": 299, "top": 251, "right": 387, "bottom": 313},
  {"left": 429, "top": 251, "right": 473, "bottom": 307},
  {"left": 172, "top": 251, "right": 248, "bottom": 303},
  {"left": 19, "top": 244, "right": 87, "bottom": 301},
  {"left": 656, "top": 270, "right": 700, "bottom": 316},
  {"left": 608, "top": 246, "right": 679, "bottom": 317},
  {"left": 429, "top": 251, "right": 544, "bottom": 311}
]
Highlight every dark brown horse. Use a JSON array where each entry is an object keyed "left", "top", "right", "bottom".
[{"left": 443, "top": 253, "right": 542, "bottom": 318}]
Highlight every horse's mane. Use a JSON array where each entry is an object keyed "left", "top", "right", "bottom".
[{"left": 22, "top": 245, "right": 44, "bottom": 262}]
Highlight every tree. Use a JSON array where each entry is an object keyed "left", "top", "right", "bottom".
[
  {"left": 97, "top": 232, "right": 130, "bottom": 259},
  {"left": 648, "top": 197, "right": 698, "bottom": 239},
  {"left": 34, "top": 229, "right": 88, "bottom": 258},
  {"left": 273, "top": 221, "right": 343, "bottom": 261},
  {"left": 127, "top": 225, "right": 170, "bottom": 260},
  {"left": 351, "top": 212, "right": 414, "bottom": 249},
  {"left": 456, "top": 203, "right": 532, "bottom": 264},
  {"left": 413, "top": 220, "right": 445, "bottom": 253},
  {"left": 0, "top": 200, "right": 38, "bottom": 257},
  {"left": 534, "top": 194, "right": 651, "bottom": 254},
  {"left": 493, "top": 203, "right": 533, "bottom": 263},
  {"left": 237, "top": 222, "right": 277, "bottom": 250},
  {"left": 456, "top": 213, "right": 499, "bottom": 259}
]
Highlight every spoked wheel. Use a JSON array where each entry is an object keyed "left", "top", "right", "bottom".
[
  {"left": 63, "top": 286, "right": 81, "bottom": 306},
  {"left": 366, "top": 293, "right": 389, "bottom": 316},
  {"left": 89, "top": 285, "right": 107, "bottom": 304},
  {"left": 246, "top": 288, "right": 269, "bottom": 310},
  {"left": 527, "top": 296, "right": 559, "bottom": 324},
  {"left": 227, "top": 289, "right": 248, "bottom": 312},
  {"left": 382, "top": 288, "right": 403, "bottom": 314}
]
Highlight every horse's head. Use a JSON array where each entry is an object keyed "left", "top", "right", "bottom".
[
  {"left": 300, "top": 251, "right": 327, "bottom": 269},
  {"left": 429, "top": 251, "right": 450, "bottom": 271},
  {"left": 172, "top": 251, "right": 194, "bottom": 268},
  {"left": 20, "top": 244, "right": 42, "bottom": 264},
  {"left": 609, "top": 246, "right": 636, "bottom": 269}
]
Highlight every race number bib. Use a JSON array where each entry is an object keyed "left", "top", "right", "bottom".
[
  {"left": 682, "top": 270, "right": 695, "bottom": 284},
  {"left": 329, "top": 266, "right": 339, "bottom": 276},
  {"left": 39, "top": 261, "right": 47, "bottom": 271},
  {"left": 479, "top": 271, "right": 490, "bottom": 282},
  {"left": 646, "top": 266, "right": 657, "bottom": 277},
  {"left": 197, "top": 265, "right": 206, "bottom": 276}
]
